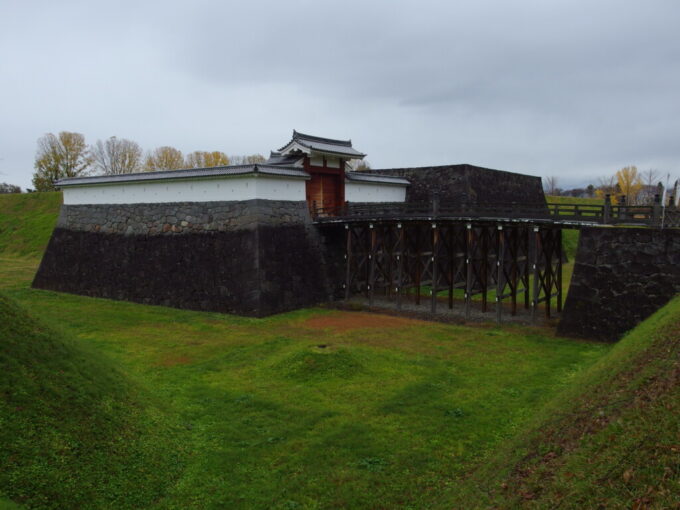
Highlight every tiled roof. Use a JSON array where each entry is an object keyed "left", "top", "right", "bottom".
[
  {"left": 278, "top": 130, "right": 366, "bottom": 158},
  {"left": 266, "top": 151, "right": 304, "bottom": 166},
  {"left": 345, "top": 171, "right": 410, "bottom": 186},
  {"left": 56, "top": 164, "right": 310, "bottom": 187}
]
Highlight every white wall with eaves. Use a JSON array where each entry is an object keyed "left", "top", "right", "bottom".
[
  {"left": 62, "top": 175, "right": 307, "bottom": 205},
  {"left": 345, "top": 181, "right": 407, "bottom": 203}
]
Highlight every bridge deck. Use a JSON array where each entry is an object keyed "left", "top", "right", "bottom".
[{"left": 313, "top": 200, "right": 677, "bottom": 228}]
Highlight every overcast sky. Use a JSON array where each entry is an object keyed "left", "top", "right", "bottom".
[{"left": 1, "top": 0, "right": 679, "bottom": 190}]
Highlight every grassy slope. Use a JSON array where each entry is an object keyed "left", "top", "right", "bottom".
[
  {"left": 0, "top": 192, "right": 62, "bottom": 257},
  {"left": 1, "top": 257, "right": 609, "bottom": 509},
  {"left": 0, "top": 293, "right": 186, "bottom": 509},
  {"left": 2, "top": 191, "right": 676, "bottom": 509},
  {"left": 445, "top": 295, "right": 680, "bottom": 509},
  {"left": 545, "top": 195, "right": 603, "bottom": 206}
]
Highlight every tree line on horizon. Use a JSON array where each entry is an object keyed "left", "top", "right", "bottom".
[
  {"left": 27, "top": 131, "right": 267, "bottom": 192},
  {"left": 543, "top": 166, "right": 677, "bottom": 205},
  {"left": 1, "top": 133, "right": 674, "bottom": 198}
]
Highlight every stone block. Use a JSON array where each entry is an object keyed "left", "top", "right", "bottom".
[{"left": 558, "top": 227, "right": 680, "bottom": 341}]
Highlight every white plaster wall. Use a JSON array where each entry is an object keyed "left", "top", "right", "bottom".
[
  {"left": 325, "top": 157, "right": 340, "bottom": 168},
  {"left": 345, "top": 182, "right": 407, "bottom": 203},
  {"left": 62, "top": 176, "right": 307, "bottom": 205}
]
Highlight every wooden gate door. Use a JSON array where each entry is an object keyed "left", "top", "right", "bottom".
[{"left": 307, "top": 174, "right": 341, "bottom": 214}]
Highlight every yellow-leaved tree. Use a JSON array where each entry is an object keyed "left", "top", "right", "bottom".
[
  {"left": 144, "top": 146, "right": 184, "bottom": 172},
  {"left": 616, "top": 166, "right": 643, "bottom": 205},
  {"left": 32, "top": 131, "right": 93, "bottom": 191}
]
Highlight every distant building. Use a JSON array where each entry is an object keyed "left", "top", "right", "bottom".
[
  {"left": 35, "top": 130, "right": 544, "bottom": 317},
  {"left": 58, "top": 131, "right": 409, "bottom": 211}
]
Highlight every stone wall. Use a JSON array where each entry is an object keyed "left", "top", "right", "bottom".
[
  {"left": 58, "top": 200, "right": 308, "bottom": 235},
  {"left": 34, "top": 200, "right": 334, "bottom": 317},
  {"left": 558, "top": 227, "right": 680, "bottom": 341},
  {"left": 368, "top": 164, "right": 546, "bottom": 207}
]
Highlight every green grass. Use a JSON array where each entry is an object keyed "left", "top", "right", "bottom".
[
  {"left": 0, "top": 257, "right": 611, "bottom": 509},
  {"left": 2, "top": 191, "right": 677, "bottom": 509},
  {"left": 0, "top": 192, "right": 62, "bottom": 257},
  {"left": 0, "top": 291, "right": 186, "bottom": 509},
  {"left": 442, "top": 294, "right": 680, "bottom": 509},
  {"left": 545, "top": 195, "right": 603, "bottom": 206}
]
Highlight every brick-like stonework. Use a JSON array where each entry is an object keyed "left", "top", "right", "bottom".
[
  {"left": 368, "top": 164, "right": 546, "bottom": 206},
  {"left": 58, "top": 199, "right": 308, "bottom": 235},
  {"left": 34, "top": 200, "right": 336, "bottom": 317},
  {"left": 558, "top": 227, "right": 680, "bottom": 341}
]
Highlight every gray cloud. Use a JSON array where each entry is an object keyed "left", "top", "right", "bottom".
[{"left": 1, "top": 0, "right": 679, "bottom": 190}]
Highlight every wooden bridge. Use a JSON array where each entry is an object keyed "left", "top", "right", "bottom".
[{"left": 313, "top": 196, "right": 679, "bottom": 324}]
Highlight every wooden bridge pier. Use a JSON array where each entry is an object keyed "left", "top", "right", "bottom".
[{"left": 342, "top": 220, "right": 563, "bottom": 323}]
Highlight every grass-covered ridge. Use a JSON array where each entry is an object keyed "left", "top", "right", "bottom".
[
  {"left": 0, "top": 192, "right": 61, "bottom": 257},
  {"left": 0, "top": 257, "right": 609, "bottom": 509},
  {"left": 1, "top": 191, "right": 677, "bottom": 508},
  {"left": 545, "top": 194, "right": 604, "bottom": 206},
  {"left": 0, "top": 292, "right": 185, "bottom": 509},
  {"left": 445, "top": 294, "right": 680, "bottom": 509}
]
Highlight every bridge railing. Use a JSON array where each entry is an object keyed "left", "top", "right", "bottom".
[
  {"left": 313, "top": 201, "right": 553, "bottom": 221},
  {"left": 546, "top": 203, "right": 604, "bottom": 219},
  {"left": 311, "top": 198, "right": 674, "bottom": 227}
]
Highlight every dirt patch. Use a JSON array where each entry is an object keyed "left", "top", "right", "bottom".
[
  {"left": 158, "top": 355, "right": 192, "bottom": 367},
  {"left": 302, "top": 311, "right": 431, "bottom": 333}
]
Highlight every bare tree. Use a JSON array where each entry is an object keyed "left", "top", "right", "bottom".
[
  {"left": 229, "top": 154, "right": 266, "bottom": 165},
  {"left": 0, "top": 182, "right": 21, "bottom": 193},
  {"left": 144, "top": 146, "right": 184, "bottom": 172},
  {"left": 91, "top": 136, "right": 143, "bottom": 175},
  {"left": 641, "top": 168, "right": 660, "bottom": 188},
  {"left": 543, "top": 176, "right": 559, "bottom": 196},
  {"left": 32, "top": 131, "right": 93, "bottom": 191},
  {"left": 595, "top": 174, "right": 619, "bottom": 201},
  {"left": 637, "top": 168, "right": 660, "bottom": 204}
]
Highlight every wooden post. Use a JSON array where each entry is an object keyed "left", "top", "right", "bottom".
[
  {"left": 415, "top": 228, "right": 421, "bottom": 306},
  {"left": 496, "top": 225, "right": 504, "bottom": 324},
  {"left": 619, "top": 196, "right": 627, "bottom": 221},
  {"left": 603, "top": 194, "right": 611, "bottom": 224},
  {"left": 511, "top": 227, "right": 518, "bottom": 316},
  {"left": 368, "top": 224, "right": 376, "bottom": 306},
  {"left": 481, "top": 226, "right": 488, "bottom": 313},
  {"left": 531, "top": 226, "right": 540, "bottom": 324},
  {"left": 545, "top": 229, "right": 552, "bottom": 319},
  {"left": 431, "top": 223, "right": 438, "bottom": 313},
  {"left": 524, "top": 227, "right": 530, "bottom": 310},
  {"left": 344, "top": 224, "right": 352, "bottom": 300},
  {"left": 652, "top": 194, "right": 662, "bottom": 226},
  {"left": 396, "top": 223, "right": 403, "bottom": 310},
  {"left": 448, "top": 226, "right": 455, "bottom": 310},
  {"left": 556, "top": 228, "right": 563, "bottom": 313},
  {"left": 465, "top": 224, "right": 473, "bottom": 320}
]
